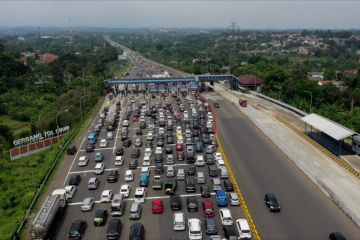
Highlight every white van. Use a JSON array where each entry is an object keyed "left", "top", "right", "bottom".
[
  {"left": 107, "top": 131, "right": 114, "bottom": 140},
  {"left": 219, "top": 166, "right": 229, "bottom": 179},
  {"left": 111, "top": 193, "right": 124, "bottom": 216},
  {"left": 173, "top": 212, "right": 186, "bottom": 231},
  {"left": 219, "top": 208, "right": 233, "bottom": 226},
  {"left": 236, "top": 219, "right": 252, "bottom": 239},
  {"left": 196, "top": 171, "right": 205, "bottom": 184}
]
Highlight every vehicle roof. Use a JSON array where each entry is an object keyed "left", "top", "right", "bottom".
[{"left": 236, "top": 219, "right": 250, "bottom": 230}]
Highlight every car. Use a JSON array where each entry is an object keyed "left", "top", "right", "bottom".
[
  {"left": 167, "top": 154, "right": 175, "bottom": 164},
  {"left": 187, "top": 196, "right": 198, "bottom": 212},
  {"left": 165, "top": 146, "right": 173, "bottom": 154},
  {"left": 202, "top": 200, "right": 215, "bottom": 218},
  {"left": 140, "top": 122, "right": 146, "bottom": 129},
  {"left": 205, "top": 145, "right": 216, "bottom": 154},
  {"left": 209, "top": 235, "right": 222, "bottom": 240},
  {"left": 212, "top": 178, "right": 222, "bottom": 192},
  {"left": 229, "top": 192, "right": 240, "bottom": 206},
  {"left": 187, "top": 165, "right": 196, "bottom": 175},
  {"left": 136, "top": 128, "right": 143, "bottom": 135},
  {"left": 177, "top": 168, "right": 186, "bottom": 180},
  {"left": 177, "top": 151, "right": 185, "bottom": 161},
  {"left": 155, "top": 163, "right": 164, "bottom": 174},
  {"left": 152, "top": 199, "right": 164, "bottom": 214},
  {"left": 176, "top": 143, "right": 183, "bottom": 151},
  {"left": 219, "top": 208, "right": 233, "bottom": 226},
  {"left": 185, "top": 177, "right": 196, "bottom": 193},
  {"left": 205, "top": 154, "right": 215, "bottom": 165},
  {"left": 69, "top": 174, "right": 81, "bottom": 186},
  {"left": 65, "top": 185, "right": 76, "bottom": 199},
  {"left": 124, "top": 170, "right": 134, "bottom": 182},
  {"left": 122, "top": 120, "right": 130, "bottom": 127},
  {"left": 235, "top": 219, "right": 252, "bottom": 239},
  {"left": 135, "top": 138, "right": 142, "bottom": 147},
  {"left": 224, "top": 180, "right": 234, "bottom": 192},
  {"left": 107, "top": 170, "right": 119, "bottom": 183},
  {"left": 123, "top": 139, "right": 132, "bottom": 148},
  {"left": 115, "top": 147, "right": 124, "bottom": 156},
  {"left": 167, "top": 166, "right": 175, "bottom": 178},
  {"left": 131, "top": 148, "right": 141, "bottom": 158},
  {"left": 167, "top": 136, "right": 175, "bottom": 144},
  {"left": 129, "top": 159, "right": 138, "bottom": 169},
  {"left": 152, "top": 175, "right": 163, "bottom": 190},
  {"left": 81, "top": 197, "right": 95, "bottom": 211},
  {"left": 114, "top": 156, "right": 124, "bottom": 166},
  {"left": 85, "top": 143, "right": 95, "bottom": 152},
  {"left": 107, "top": 219, "right": 122, "bottom": 240},
  {"left": 100, "top": 190, "right": 113, "bottom": 203},
  {"left": 129, "top": 202, "right": 143, "bottom": 220},
  {"left": 120, "top": 184, "right": 131, "bottom": 198},
  {"left": 134, "top": 187, "right": 147, "bottom": 204},
  {"left": 204, "top": 218, "right": 218, "bottom": 235},
  {"left": 208, "top": 165, "right": 218, "bottom": 177},
  {"left": 78, "top": 156, "right": 89, "bottom": 167},
  {"left": 87, "top": 177, "right": 100, "bottom": 190},
  {"left": 94, "top": 163, "right": 105, "bottom": 175},
  {"left": 129, "top": 223, "right": 145, "bottom": 240},
  {"left": 170, "top": 194, "right": 182, "bottom": 210},
  {"left": 328, "top": 232, "right": 346, "bottom": 240},
  {"left": 200, "top": 185, "right": 211, "bottom": 198},
  {"left": 95, "top": 152, "right": 104, "bottom": 162},
  {"left": 264, "top": 192, "right": 281, "bottom": 212},
  {"left": 223, "top": 225, "right": 238, "bottom": 240},
  {"left": 146, "top": 132, "right": 154, "bottom": 141},
  {"left": 67, "top": 146, "right": 77, "bottom": 155},
  {"left": 100, "top": 139, "right": 108, "bottom": 148},
  {"left": 188, "top": 218, "right": 202, "bottom": 240},
  {"left": 68, "top": 219, "right": 87, "bottom": 239},
  {"left": 94, "top": 209, "right": 108, "bottom": 226}
]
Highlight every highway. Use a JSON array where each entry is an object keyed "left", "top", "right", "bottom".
[{"left": 213, "top": 92, "right": 360, "bottom": 239}]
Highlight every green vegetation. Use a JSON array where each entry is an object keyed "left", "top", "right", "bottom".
[{"left": 0, "top": 33, "right": 127, "bottom": 239}]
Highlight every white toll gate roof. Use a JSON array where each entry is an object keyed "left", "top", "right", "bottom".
[{"left": 301, "top": 113, "right": 355, "bottom": 141}]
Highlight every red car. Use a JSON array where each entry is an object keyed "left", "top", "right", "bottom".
[
  {"left": 152, "top": 199, "right": 164, "bottom": 214},
  {"left": 132, "top": 116, "right": 139, "bottom": 122},
  {"left": 176, "top": 143, "right": 183, "bottom": 151},
  {"left": 175, "top": 114, "right": 182, "bottom": 121},
  {"left": 177, "top": 151, "right": 184, "bottom": 161},
  {"left": 202, "top": 200, "right": 215, "bottom": 218}
]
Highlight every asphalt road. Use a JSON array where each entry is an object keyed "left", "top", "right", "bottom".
[
  {"left": 213, "top": 93, "right": 360, "bottom": 239},
  {"left": 53, "top": 91, "right": 245, "bottom": 240}
]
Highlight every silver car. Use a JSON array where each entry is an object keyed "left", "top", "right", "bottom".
[
  {"left": 81, "top": 197, "right": 95, "bottom": 211},
  {"left": 229, "top": 192, "right": 240, "bottom": 206}
]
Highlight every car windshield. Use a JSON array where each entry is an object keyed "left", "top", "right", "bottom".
[{"left": 191, "top": 230, "right": 201, "bottom": 234}]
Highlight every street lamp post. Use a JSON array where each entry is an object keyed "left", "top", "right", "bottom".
[
  {"left": 56, "top": 109, "right": 69, "bottom": 129},
  {"left": 80, "top": 95, "right": 89, "bottom": 123}
]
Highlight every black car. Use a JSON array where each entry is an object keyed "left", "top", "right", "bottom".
[
  {"left": 129, "top": 223, "right": 145, "bottom": 240},
  {"left": 167, "top": 136, "right": 174, "bottom": 144},
  {"left": 67, "top": 146, "right": 77, "bottom": 155},
  {"left": 131, "top": 148, "right": 141, "bottom": 158},
  {"left": 115, "top": 147, "right": 124, "bottom": 156},
  {"left": 107, "top": 170, "right": 119, "bottom": 183},
  {"left": 224, "top": 180, "right": 234, "bottom": 192},
  {"left": 129, "top": 159, "right": 138, "bottom": 169},
  {"left": 94, "top": 209, "right": 108, "bottom": 226},
  {"left": 186, "top": 196, "right": 198, "bottom": 212},
  {"left": 200, "top": 185, "right": 211, "bottom": 198},
  {"left": 68, "top": 219, "right": 87, "bottom": 240},
  {"left": 85, "top": 143, "right": 95, "bottom": 152},
  {"left": 123, "top": 139, "right": 132, "bottom": 148},
  {"left": 205, "top": 154, "right": 215, "bottom": 165},
  {"left": 223, "top": 225, "right": 238, "bottom": 239},
  {"left": 157, "top": 138, "right": 164, "bottom": 147},
  {"left": 136, "top": 128, "right": 143, "bottom": 135},
  {"left": 120, "top": 133, "right": 128, "bottom": 141},
  {"left": 155, "top": 163, "right": 164, "bottom": 174},
  {"left": 208, "top": 165, "right": 218, "bottom": 177},
  {"left": 165, "top": 146, "right": 173, "bottom": 154},
  {"left": 69, "top": 174, "right": 81, "bottom": 186},
  {"left": 204, "top": 218, "right": 218, "bottom": 235},
  {"left": 140, "top": 122, "right": 146, "bottom": 129},
  {"left": 264, "top": 192, "right": 281, "bottom": 212},
  {"left": 107, "top": 219, "right": 122, "bottom": 240},
  {"left": 187, "top": 165, "right": 196, "bottom": 176},
  {"left": 185, "top": 177, "right": 196, "bottom": 193},
  {"left": 155, "top": 154, "right": 163, "bottom": 163},
  {"left": 170, "top": 194, "right": 182, "bottom": 210},
  {"left": 329, "top": 232, "right": 346, "bottom": 240},
  {"left": 145, "top": 142, "right": 153, "bottom": 148}
]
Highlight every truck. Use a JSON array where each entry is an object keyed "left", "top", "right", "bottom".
[
  {"left": 106, "top": 103, "right": 118, "bottom": 131},
  {"left": 30, "top": 189, "right": 68, "bottom": 240}
]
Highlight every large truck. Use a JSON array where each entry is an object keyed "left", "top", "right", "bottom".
[
  {"left": 30, "top": 189, "right": 68, "bottom": 240},
  {"left": 106, "top": 103, "right": 118, "bottom": 131}
]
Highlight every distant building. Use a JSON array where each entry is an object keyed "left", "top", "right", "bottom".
[
  {"left": 238, "top": 74, "right": 263, "bottom": 92},
  {"left": 118, "top": 52, "right": 128, "bottom": 61},
  {"left": 307, "top": 72, "right": 324, "bottom": 81},
  {"left": 318, "top": 80, "right": 332, "bottom": 86},
  {"left": 38, "top": 53, "right": 59, "bottom": 63}
]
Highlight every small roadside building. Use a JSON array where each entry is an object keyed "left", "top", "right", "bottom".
[{"left": 238, "top": 74, "right": 263, "bottom": 92}]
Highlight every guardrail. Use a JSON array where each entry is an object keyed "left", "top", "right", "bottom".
[{"left": 13, "top": 129, "right": 79, "bottom": 240}]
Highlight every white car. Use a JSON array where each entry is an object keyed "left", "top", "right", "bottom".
[
  {"left": 188, "top": 218, "right": 202, "bottom": 240},
  {"left": 120, "top": 184, "right": 131, "bottom": 198},
  {"left": 64, "top": 185, "right": 76, "bottom": 199},
  {"left": 141, "top": 167, "right": 150, "bottom": 175},
  {"left": 159, "top": 127, "right": 165, "bottom": 135},
  {"left": 236, "top": 219, "right": 252, "bottom": 239},
  {"left": 155, "top": 147, "right": 162, "bottom": 155},
  {"left": 100, "top": 190, "right": 113, "bottom": 203},
  {"left": 143, "top": 156, "right": 151, "bottom": 166},
  {"left": 147, "top": 132, "right": 154, "bottom": 141},
  {"left": 134, "top": 187, "right": 146, "bottom": 204},
  {"left": 144, "top": 148, "right": 152, "bottom": 158},
  {"left": 177, "top": 138, "right": 184, "bottom": 144},
  {"left": 124, "top": 170, "right": 134, "bottom": 182},
  {"left": 219, "top": 208, "right": 233, "bottom": 226},
  {"left": 122, "top": 120, "right": 130, "bottom": 127},
  {"left": 114, "top": 156, "right": 124, "bottom": 166},
  {"left": 195, "top": 155, "right": 205, "bottom": 167},
  {"left": 99, "top": 139, "right": 108, "bottom": 148},
  {"left": 78, "top": 156, "right": 89, "bottom": 167},
  {"left": 229, "top": 192, "right": 240, "bottom": 206},
  {"left": 94, "top": 163, "right": 105, "bottom": 174}
]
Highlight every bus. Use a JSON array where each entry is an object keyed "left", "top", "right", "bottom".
[
  {"left": 216, "top": 190, "right": 228, "bottom": 207},
  {"left": 87, "top": 132, "right": 97, "bottom": 144}
]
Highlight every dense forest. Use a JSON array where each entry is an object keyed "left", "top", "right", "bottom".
[
  {"left": 112, "top": 30, "right": 360, "bottom": 132},
  {"left": 0, "top": 33, "right": 121, "bottom": 239}
]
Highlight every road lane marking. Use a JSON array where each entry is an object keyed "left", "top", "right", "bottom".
[
  {"left": 113, "top": 98, "right": 126, "bottom": 153},
  {"left": 69, "top": 168, "right": 120, "bottom": 175},
  {"left": 79, "top": 147, "right": 114, "bottom": 152},
  {"left": 215, "top": 133, "right": 261, "bottom": 240}
]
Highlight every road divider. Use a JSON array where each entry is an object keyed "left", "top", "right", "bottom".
[{"left": 215, "top": 133, "right": 261, "bottom": 240}]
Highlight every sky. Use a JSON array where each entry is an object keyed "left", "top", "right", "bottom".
[{"left": 0, "top": 1, "right": 360, "bottom": 29}]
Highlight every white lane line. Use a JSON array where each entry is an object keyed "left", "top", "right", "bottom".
[
  {"left": 63, "top": 115, "right": 99, "bottom": 186},
  {"left": 69, "top": 168, "right": 120, "bottom": 175},
  {"left": 113, "top": 98, "right": 126, "bottom": 153},
  {"left": 136, "top": 163, "right": 188, "bottom": 169},
  {"left": 68, "top": 193, "right": 215, "bottom": 206},
  {"left": 79, "top": 147, "right": 114, "bottom": 152}
]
